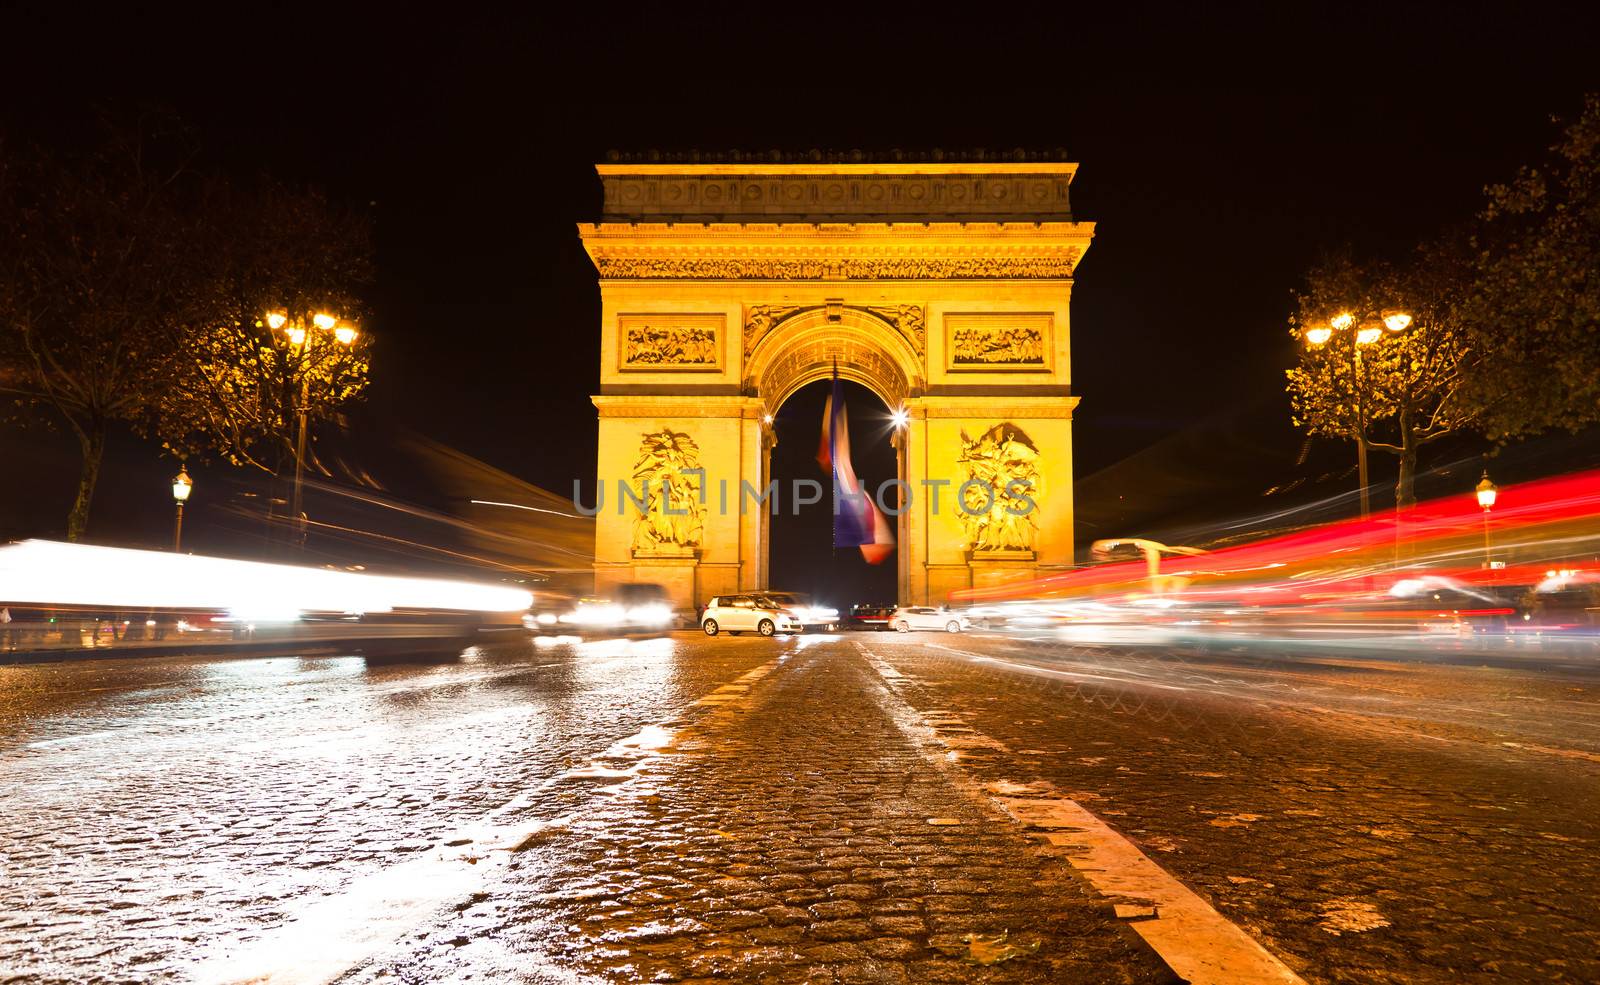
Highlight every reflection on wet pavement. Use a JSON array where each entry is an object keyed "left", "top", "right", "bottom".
[
  {"left": 352, "top": 639, "right": 1169, "bottom": 984},
  {"left": 0, "top": 637, "right": 772, "bottom": 984},
  {"left": 7, "top": 629, "right": 1596, "bottom": 984}
]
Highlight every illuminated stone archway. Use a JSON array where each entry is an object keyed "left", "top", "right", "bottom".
[
  {"left": 744, "top": 306, "right": 917, "bottom": 596},
  {"left": 581, "top": 157, "right": 1092, "bottom": 609}
]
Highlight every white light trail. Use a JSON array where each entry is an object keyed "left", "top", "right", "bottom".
[
  {"left": 469, "top": 499, "right": 584, "bottom": 519},
  {"left": 0, "top": 540, "right": 532, "bottom": 617}
]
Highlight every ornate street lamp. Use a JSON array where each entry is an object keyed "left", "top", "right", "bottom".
[
  {"left": 171, "top": 467, "right": 193, "bottom": 552},
  {"left": 268, "top": 310, "right": 358, "bottom": 549},
  {"left": 1303, "top": 308, "right": 1412, "bottom": 518},
  {"left": 1476, "top": 471, "right": 1498, "bottom": 568}
]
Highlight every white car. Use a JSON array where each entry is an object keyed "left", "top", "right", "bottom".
[
  {"left": 755, "top": 591, "right": 840, "bottom": 631},
  {"left": 890, "top": 606, "right": 971, "bottom": 633},
  {"left": 701, "top": 595, "right": 799, "bottom": 637}
]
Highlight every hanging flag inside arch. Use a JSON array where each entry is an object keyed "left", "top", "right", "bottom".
[{"left": 817, "top": 367, "right": 895, "bottom": 565}]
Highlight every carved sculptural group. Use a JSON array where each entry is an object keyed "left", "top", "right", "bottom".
[
  {"left": 624, "top": 325, "right": 717, "bottom": 367},
  {"left": 630, "top": 429, "right": 705, "bottom": 552},
  {"left": 957, "top": 422, "right": 1042, "bottom": 552},
  {"left": 951, "top": 325, "right": 1045, "bottom": 365}
]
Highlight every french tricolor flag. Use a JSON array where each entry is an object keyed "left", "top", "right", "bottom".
[{"left": 817, "top": 368, "right": 895, "bottom": 565}]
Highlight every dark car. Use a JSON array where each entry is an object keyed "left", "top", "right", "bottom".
[{"left": 848, "top": 604, "right": 896, "bottom": 631}]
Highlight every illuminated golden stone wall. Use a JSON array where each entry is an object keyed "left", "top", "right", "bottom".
[{"left": 581, "top": 162, "right": 1092, "bottom": 609}]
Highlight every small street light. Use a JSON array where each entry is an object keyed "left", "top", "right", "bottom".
[
  {"left": 1476, "top": 471, "right": 1498, "bottom": 569},
  {"left": 890, "top": 408, "right": 910, "bottom": 430},
  {"left": 1303, "top": 306, "right": 1414, "bottom": 518},
  {"left": 171, "top": 467, "right": 192, "bottom": 553}
]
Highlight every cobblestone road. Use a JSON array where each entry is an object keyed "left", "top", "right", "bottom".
[
  {"left": 0, "top": 638, "right": 773, "bottom": 983},
  {"left": 349, "top": 638, "right": 1170, "bottom": 985},
  {"left": 857, "top": 633, "right": 1600, "bottom": 985},
  {"left": 2, "top": 631, "right": 1596, "bottom": 984}
]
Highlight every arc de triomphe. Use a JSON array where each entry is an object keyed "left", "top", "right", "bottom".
[{"left": 580, "top": 156, "right": 1093, "bottom": 609}]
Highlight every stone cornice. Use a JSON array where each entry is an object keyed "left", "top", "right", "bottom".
[
  {"left": 593, "top": 394, "right": 763, "bottom": 418},
  {"left": 580, "top": 222, "right": 1092, "bottom": 281},
  {"left": 580, "top": 221, "right": 1093, "bottom": 242},
  {"left": 906, "top": 395, "right": 1081, "bottom": 419},
  {"left": 597, "top": 163, "right": 1079, "bottom": 178}
]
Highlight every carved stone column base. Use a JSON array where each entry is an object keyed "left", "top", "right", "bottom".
[
  {"left": 629, "top": 549, "right": 700, "bottom": 614},
  {"left": 968, "top": 549, "right": 1038, "bottom": 593},
  {"left": 633, "top": 545, "right": 697, "bottom": 560}
]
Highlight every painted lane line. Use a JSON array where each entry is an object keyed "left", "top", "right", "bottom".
[
  {"left": 858, "top": 644, "right": 1306, "bottom": 985},
  {"left": 989, "top": 787, "right": 1305, "bottom": 985}
]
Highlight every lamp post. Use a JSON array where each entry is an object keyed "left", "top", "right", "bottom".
[
  {"left": 171, "top": 467, "right": 193, "bottom": 552},
  {"left": 267, "top": 310, "right": 358, "bottom": 549},
  {"left": 1303, "top": 308, "right": 1413, "bottom": 519},
  {"left": 1476, "top": 471, "right": 1498, "bottom": 568}
]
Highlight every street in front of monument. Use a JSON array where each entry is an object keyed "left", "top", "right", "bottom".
[{"left": 1, "top": 633, "right": 1596, "bottom": 984}]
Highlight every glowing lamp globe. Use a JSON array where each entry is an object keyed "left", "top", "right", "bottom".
[
  {"left": 1383, "top": 311, "right": 1413, "bottom": 332},
  {"left": 1475, "top": 472, "right": 1497, "bottom": 509},
  {"left": 172, "top": 468, "right": 193, "bottom": 504}
]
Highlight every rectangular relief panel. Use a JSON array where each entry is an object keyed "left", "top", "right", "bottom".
[
  {"left": 618, "top": 313, "right": 725, "bottom": 372},
  {"left": 944, "top": 312, "right": 1053, "bottom": 372}
]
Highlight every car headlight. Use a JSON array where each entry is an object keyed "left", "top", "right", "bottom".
[
  {"left": 573, "top": 605, "right": 624, "bottom": 626},
  {"left": 628, "top": 603, "right": 672, "bottom": 626}
]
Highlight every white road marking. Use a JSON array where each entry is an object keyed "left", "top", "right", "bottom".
[
  {"left": 859, "top": 643, "right": 1306, "bottom": 985},
  {"left": 991, "top": 788, "right": 1305, "bottom": 984}
]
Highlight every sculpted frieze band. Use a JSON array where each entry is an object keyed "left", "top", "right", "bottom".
[{"left": 595, "top": 255, "right": 1080, "bottom": 281}]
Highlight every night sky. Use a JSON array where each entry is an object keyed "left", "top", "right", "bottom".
[{"left": 3, "top": 3, "right": 1598, "bottom": 596}]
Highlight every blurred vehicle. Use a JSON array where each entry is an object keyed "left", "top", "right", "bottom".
[
  {"left": 701, "top": 595, "right": 799, "bottom": 637},
  {"left": 616, "top": 582, "right": 676, "bottom": 629},
  {"left": 943, "top": 466, "right": 1600, "bottom": 650},
  {"left": 553, "top": 585, "right": 674, "bottom": 633},
  {"left": 752, "top": 590, "right": 840, "bottom": 631},
  {"left": 890, "top": 606, "right": 971, "bottom": 633},
  {"left": 848, "top": 604, "right": 896, "bottom": 631}
]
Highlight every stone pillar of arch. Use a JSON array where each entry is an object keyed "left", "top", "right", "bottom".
[{"left": 580, "top": 159, "right": 1093, "bottom": 613}]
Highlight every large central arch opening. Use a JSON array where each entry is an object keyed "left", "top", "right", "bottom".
[
  {"left": 743, "top": 305, "right": 921, "bottom": 609},
  {"left": 767, "top": 377, "right": 900, "bottom": 611}
]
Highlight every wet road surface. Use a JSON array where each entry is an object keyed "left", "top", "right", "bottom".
[
  {"left": 1, "top": 631, "right": 1596, "bottom": 983},
  {"left": 856, "top": 633, "right": 1600, "bottom": 985}
]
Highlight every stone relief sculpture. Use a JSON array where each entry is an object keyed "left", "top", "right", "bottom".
[
  {"left": 951, "top": 324, "right": 1046, "bottom": 365},
  {"left": 630, "top": 429, "right": 705, "bottom": 552},
  {"left": 623, "top": 324, "right": 718, "bottom": 367},
  {"left": 866, "top": 304, "right": 927, "bottom": 356},
  {"left": 744, "top": 303, "right": 927, "bottom": 358},
  {"left": 957, "top": 423, "right": 1042, "bottom": 552},
  {"left": 742, "top": 304, "right": 800, "bottom": 356}
]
